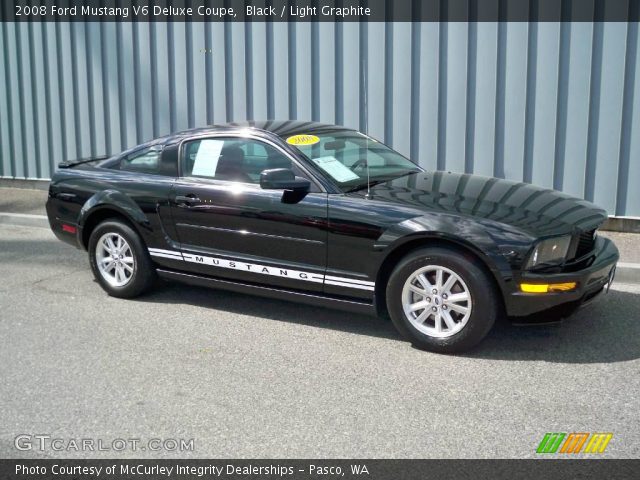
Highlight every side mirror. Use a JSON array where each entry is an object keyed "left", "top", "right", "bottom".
[{"left": 260, "top": 168, "right": 310, "bottom": 192}]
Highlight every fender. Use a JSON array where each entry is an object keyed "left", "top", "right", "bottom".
[
  {"left": 374, "top": 213, "right": 536, "bottom": 296},
  {"left": 78, "top": 189, "right": 152, "bottom": 245}
]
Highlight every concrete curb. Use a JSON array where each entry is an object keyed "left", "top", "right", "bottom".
[
  {"left": 1, "top": 212, "right": 639, "bottom": 285},
  {"left": 603, "top": 217, "right": 640, "bottom": 234},
  {"left": 615, "top": 263, "right": 640, "bottom": 286},
  {"left": 0, "top": 212, "right": 49, "bottom": 229},
  {"left": 0, "top": 177, "right": 49, "bottom": 190}
]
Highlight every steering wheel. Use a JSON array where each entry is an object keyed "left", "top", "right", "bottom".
[{"left": 350, "top": 158, "right": 368, "bottom": 172}]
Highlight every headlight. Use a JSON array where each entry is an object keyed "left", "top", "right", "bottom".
[{"left": 525, "top": 235, "right": 572, "bottom": 269}]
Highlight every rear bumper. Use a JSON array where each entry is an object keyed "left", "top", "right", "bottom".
[
  {"left": 505, "top": 236, "right": 619, "bottom": 318},
  {"left": 45, "top": 197, "right": 83, "bottom": 249}
]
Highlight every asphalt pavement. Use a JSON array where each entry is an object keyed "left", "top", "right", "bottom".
[{"left": 1, "top": 223, "right": 639, "bottom": 459}]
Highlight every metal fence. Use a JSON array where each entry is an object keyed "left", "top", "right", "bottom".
[{"left": 1, "top": 21, "right": 639, "bottom": 216}]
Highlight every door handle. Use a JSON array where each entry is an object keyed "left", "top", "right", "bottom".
[{"left": 174, "top": 194, "right": 202, "bottom": 206}]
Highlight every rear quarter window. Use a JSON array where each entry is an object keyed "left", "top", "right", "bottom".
[{"left": 120, "top": 148, "right": 162, "bottom": 174}]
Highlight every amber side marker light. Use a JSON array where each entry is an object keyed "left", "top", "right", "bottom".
[{"left": 520, "top": 282, "right": 577, "bottom": 293}]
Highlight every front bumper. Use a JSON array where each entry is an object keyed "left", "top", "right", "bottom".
[{"left": 505, "top": 236, "right": 619, "bottom": 318}]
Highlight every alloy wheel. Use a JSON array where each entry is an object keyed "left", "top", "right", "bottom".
[
  {"left": 95, "top": 232, "right": 135, "bottom": 287},
  {"left": 401, "top": 265, "right": 473, "bottom": 338}
]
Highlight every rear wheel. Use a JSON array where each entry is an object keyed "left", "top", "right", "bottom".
[
  {"left": 88, "top": 220, "right": 155, "bottom": 298},
  {"left": 386, "top": 247, "right": 497, "bottom": 353}
]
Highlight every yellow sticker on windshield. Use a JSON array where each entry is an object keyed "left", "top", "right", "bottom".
[{"left": 286, "top": 134, "right": 320, "bottom": 146}]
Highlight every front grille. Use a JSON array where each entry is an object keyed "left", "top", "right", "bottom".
[{"left": 575, "top": 229, "right": 596, "bottom": 258}]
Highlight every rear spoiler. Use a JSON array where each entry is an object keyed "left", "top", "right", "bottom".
[{"left": 58, "top": 155, "right": 110, "bottom": 169}]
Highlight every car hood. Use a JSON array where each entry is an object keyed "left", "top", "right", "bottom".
[{"left": 358, "top": 171, "right": 608, "bottom": 237}]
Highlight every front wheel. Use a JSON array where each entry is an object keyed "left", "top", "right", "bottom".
[
  {"left": 88, "top": 219, "right": 156, "bottom": 298},
  {"left": 386, "top": 247, "right": 498, "bottom": 353}
]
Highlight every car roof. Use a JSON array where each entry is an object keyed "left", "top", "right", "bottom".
[
  {"left": 156, "top": 120, "right": 355, "bottom": 146},
  {"left": 114, "top": 120, "right": 357, "bottom": 164}
]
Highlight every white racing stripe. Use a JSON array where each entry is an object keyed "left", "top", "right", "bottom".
[
  {"left": 148, "top": 248, "right": 374, "bottom": 291},
  {"left": 324, "top": 274, "right": 375, "bottom": 287},
  {"left": 181, "top": 252, "right": 325, "bottom": 284},
  {"left": 149, "top": 252, "right": 184, "bottom": 260},
  {"left": 324, "top": 280, "right": 376, "bottom": 291},
  {"left": 148, "top": 248, "right": 183, "bottom": 260}
]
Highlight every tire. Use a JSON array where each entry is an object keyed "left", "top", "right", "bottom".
[
  {"left": 385, "top": 247, "right": 497, "bottom": 353},
  {"left": 88, "top": 219, "right": 156, "bottom": 298}
]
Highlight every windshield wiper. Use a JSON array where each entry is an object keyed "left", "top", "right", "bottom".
[
  {"left": 391, "top": 169, "right": 422, "bottom": 180},
  {"left": 345, "top": 179, "right": 389, "bottom": 193},
  {"left": 345, "top": 170, "right": 421, "bottom": 193}
]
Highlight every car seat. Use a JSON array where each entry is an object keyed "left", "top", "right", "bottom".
[
  {"left": 215, "top": 146, "right": 253, "bottom": 183},
  {"left": 266, "top": 150, "right": 292, "bottom": 170}
]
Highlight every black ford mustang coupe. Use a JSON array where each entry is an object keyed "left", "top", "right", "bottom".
[{"left": 46, "top": 121, "right": 619, "bottom": 353}]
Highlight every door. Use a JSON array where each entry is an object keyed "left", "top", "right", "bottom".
[{"left": 169, "top": 135, "right": 328, "bottom": 293}]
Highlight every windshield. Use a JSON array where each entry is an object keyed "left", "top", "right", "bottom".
[{"left": 283, "top": 130, "right": 422, "bottom": 191}]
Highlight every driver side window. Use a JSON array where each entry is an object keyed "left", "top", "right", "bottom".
[
  {"left": 181, "top": 137, "right": 319, "bottom": 191},
  {"left": 182, "top": 137, "right": 296, "bottom": 184}
]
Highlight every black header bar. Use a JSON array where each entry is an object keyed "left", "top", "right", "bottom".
[
  {"left": 3, "top": 459, "right": 640, "bottom": 480},
  {"left": 2, "top": 0, "right": 640, "bottom": 22}
]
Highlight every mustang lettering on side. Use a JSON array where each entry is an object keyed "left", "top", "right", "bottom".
[{"left": 46, "top": 121, "right": 619, "bottom": 353}]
